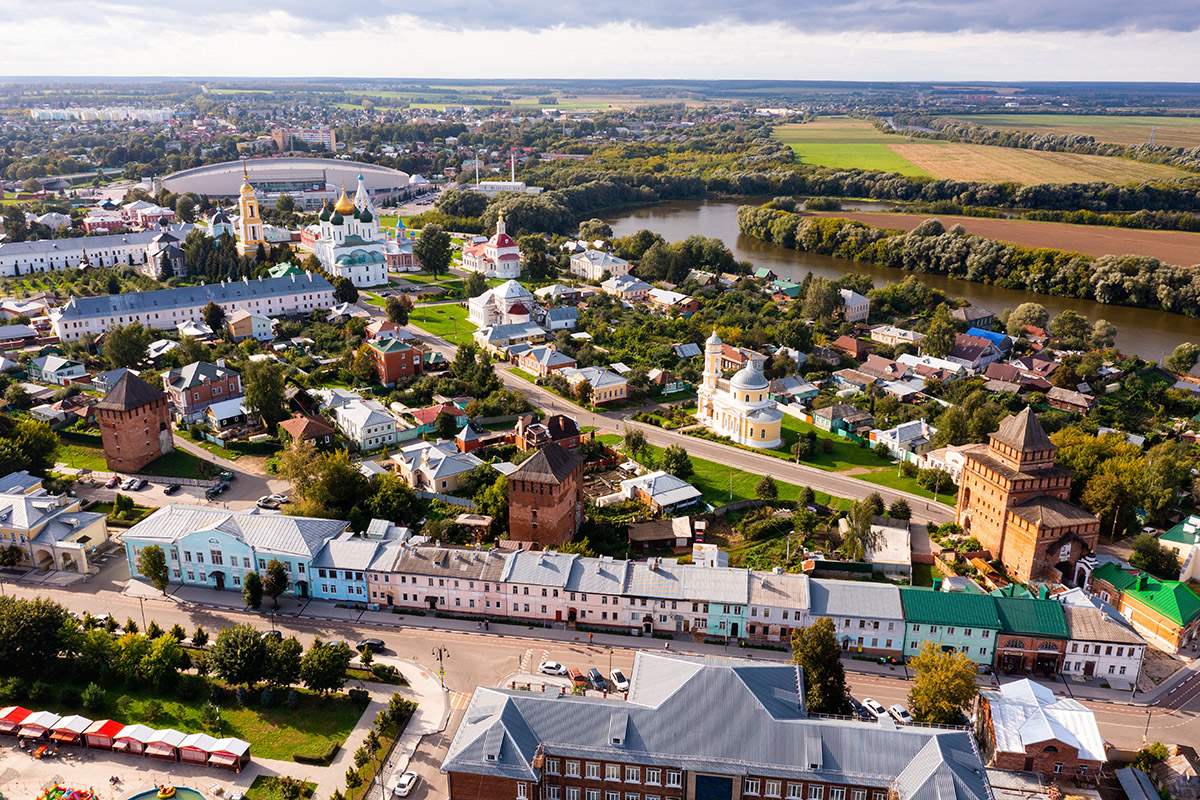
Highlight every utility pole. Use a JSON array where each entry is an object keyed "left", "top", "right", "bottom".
[
  {"left": 432, "top": 645, "right": 450, "bottom": 691},
  {"left": 138, "top": 595, "right": 146, "bottom": 629}
]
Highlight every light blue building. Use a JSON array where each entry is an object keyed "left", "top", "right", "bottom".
[
  {"left": 624, "top": 559, "right": 749, "bottom": 638},
  {"left": 310, "top": 537, "right": 383, "bottom": 602},
  {"left": 124, "top": 505, "right": 348, "bottom": 597}
]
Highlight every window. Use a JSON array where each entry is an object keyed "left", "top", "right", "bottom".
[
  {"left": 606, "top": 764, "right": 621, "bottom": 781},
  {"left": 626, "top": 794, "right": 639, "bottom": 800},
  {"left": 518, "top": 784, "right": 529, "bottom": 800},
  {"left": 1053, "top": 763, "right": 1064, "bottom": 775},
  {"left": 808, "top": 787, "right": 823, "bottom": 800},
  {"left": 666, "top": 772, "right": 681, "bottom": 789},
  {"left": 852, "top": 792, "right": 866, "bottom": 800},
  {"left": 786, "top": 784, "right": 802, "bottom": 799},
  {"left": 1120, "top": 666, "right": 1127, "bottom": 675},
  {"left": 830, "top": 791, "right": 844, "bottom": 800},
  {"left": 946, "top": 627, "right": 954, "bottom": 635},
  {"left": 1071, "top": 643, "right": 1078, "bottom": 653},
  {"left": 567, "top": 761, "right": 581, "bottom": 777},
  {"left": 745, "top": 780, "right": 761, "bottom": 796},
  {"left": 548, "top": 790, "right": 561, "bottom": 800},
  {"left": 587, "top": 763, "right": 601, "bottom": 779},
  {"left": 646, "top": 769, "right": 660, "bottom": 786},
  {"left": 547, "top": 758, "right": 561, "bottom": 775},
  {"left": 606, "top": 793, "right": 619, "bottom": 800},
  {"left": 568, "top": 790, "right": 580, "bottom": 800},
  {"left": 1109, "top": 665, "right": 1116, "bottom": 674},
  {"left": 587, "top": 792, "right": 600, "bottom": 800},
  {"left": 626, "top": 767, "right": 640, "bottom": 783},
  {"left": 765, "top": 782, "right": 782, "bottom": 798}
]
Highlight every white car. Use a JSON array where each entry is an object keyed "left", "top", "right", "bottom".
[
  {"left": 121, "top": 477, "right": 139, "bottom": 490},
  {"left": 889, "top": 704, "right": 914, "bottom": 724},
  {"left": 391, "top": 771, "right": 418, "bottom": 798},
  {"left": 538, "top": 661, "right": 568, "bottom": 676},
  {"left": 267, "top": 493, "right": 290, "bottom": 504},
  {"left": 610, "top": 669, "right": 629, "bottom": 692},
  {"left": 862, "top": 698, "right": 887, "bottom": 720}
]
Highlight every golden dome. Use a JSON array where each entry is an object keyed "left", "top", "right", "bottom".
[
  {"left": 334, "top": 186, "right": 355, "bottom": 215},
  {"left": 240, "top": 161, "right": 255, "bottom": 195}
]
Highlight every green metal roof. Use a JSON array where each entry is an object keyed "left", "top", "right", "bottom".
[
  {"left": 994, "top": 596, "right": 1069, "bottom": 638},
  {"left": 1160, "top": 516, "right": 1200, "bottom": 546},
  {"left": 991, "top": 585, "right": 1034, "bottom": 599},
  {"left": 1093, "top": 562, "right": 1200, "bottom": 626},
  {"left": 899, "top": 587, "right": 1002, "bottom": 629},
  {"left": 369, "top": 338, "right": 414, "bottom": 354}
]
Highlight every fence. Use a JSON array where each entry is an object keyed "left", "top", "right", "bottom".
[
  {"left": 77, "top": 470, "right": 217, "bottom": 488},
  {"left": 712, "top": 499, "right": 764, "bottom": 517},
  {"left": 416, "top": 491, "right": 476, "bottom": 509}
]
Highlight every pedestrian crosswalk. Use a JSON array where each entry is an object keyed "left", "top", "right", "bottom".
[{"left": 449, "top": 691, "right": 472, "bottom": 711}]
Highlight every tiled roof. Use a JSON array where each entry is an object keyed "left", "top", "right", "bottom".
[
  {"left": 509, "top": 443, "right": 581, "bottom": 485},
  {"left": 900, "top": 587, "right": 1001, "bottom": 628},
  {"left": 95, "top": 371, "right": 165, "bottom": 411},
  {"left": 1006, "top": 496, "right": 1097, "bottom": 529},
  {"left": 278, "top": 414, "right": 334, "bottom": 441},
  {"left": 1092, "top": 562, "right": 1200, "bottom": 626},
  {"left": 990, "top": 407, "right": 1053, "bottom": 452},
  {"left": 1062, "top": 605, "right": 1145, "bottom": 645}
]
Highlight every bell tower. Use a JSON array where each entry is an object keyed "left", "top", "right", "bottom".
[{"left": 236, "top": 160, "right": 265, "bottom": 257}]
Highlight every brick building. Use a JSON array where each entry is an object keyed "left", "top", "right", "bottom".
[
  {"left": 976, "top": 679, "right": 1106, "bottom": 782},
  {"left": 163, "top": 361, "right": 242, "bottom": 423},
  {"left": 514, "top": 414, "right": 581, "bottom": 452},
  {"left": 367, "top": 338, "right": 422, "bottom": 387},
  {"left": 1089, "top": 562, "right": 1200, "bottom": 652},
  {"left": 955, "top": 408, "right": 1100, "bottom": 585},
  {"left": 96, "top": 372, "right": 174, "bottom": 472},
  {"left": 993, "top": 596, "right": 1069, "bottom": 676},
  {"left": 442, "top": 651, "right": 992, "bottom": 800},
  {"left": 507, "top": 443, "right": 583, "bottom": 548}
]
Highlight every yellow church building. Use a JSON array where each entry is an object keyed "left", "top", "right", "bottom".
[
  {"left": 235, "top": 163, "right": 265, "bottom": 257},
  {"left": 696, "top": 330, "right": 783, "bottom": 448}
]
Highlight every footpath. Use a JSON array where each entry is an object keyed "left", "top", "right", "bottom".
[{"left": 121, "top": 578, "right": 1196, "bottom": 711}]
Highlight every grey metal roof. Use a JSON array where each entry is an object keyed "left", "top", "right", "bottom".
[
  {"left": 808, "top": 578, "right": 903, "bottom": 621},
  {"left": 566, "top": 556, "right": 630, "bottom": 594},
  {"left": 53, "top": 272, "right": 332, "bottom": 321},
  {"left": 312, "top": 538, "right": 382, "bottom": 571},
  {"left": 673, "top": 342, "right": 703, "bottom": 359},
  {"left": 624, "top": 561, "right": 749, "bottom": 604},
  {"left": 164, "top": 361, "right": 239, "bottom": 391},
  {"left": 0, "top": 224, "right": 193, "bottom": 257},
  {"left": 503, "top": 550, "right": 577, "bottom": 588},
  {"left": 393, "top": 546, "right": 512, "bottom": 581},
  {"left": 749, "top": 571, "right": 809, "bottom": 610},
  {"left": 443, "top": 652, "right": 990, "bottom": 800},
  {"left": 0, "top": 470, "right": 43, "bottom": 494},
  {"left": 122, "top": 505, "right": 348, "bottom": 559}
]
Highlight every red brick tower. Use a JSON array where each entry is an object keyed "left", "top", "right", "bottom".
[{"left": 96, "top": 371, "right": 174, "bottom": 472}]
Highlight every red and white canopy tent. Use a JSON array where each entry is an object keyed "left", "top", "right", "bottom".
[
  {"left": 113, "top": 723, "right": 155, "bottom": 755},
  {"left": 145, "top": 728, "right": 185, "bottom": 761},
  {"left": 0, "top": 706, "right": 31, "bottom": 735},
  {"left": 50, "top": 714, "right": 94, "bottom": 745},
  {"left": 209, "top": 737, "right": 251, "bottom": 771},
  {"left": 19, "top": 711, "right": 61, "bottom": 739},
  {"left": 179, "top": 732, "right": 218, "bottom": 765},
  {"left": 84, "top": 719, "right": 123, "bottom": 750}
]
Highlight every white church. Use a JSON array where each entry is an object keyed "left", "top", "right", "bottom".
[
  {"left": 467, "top": 279, "right": 537, "bottom": 327},
  {"left": 461, "top": 211, "right": 521, "bottom": 279},
  {"left": 695, "top": 330, "right": 784, "bottom": 448},
  {"left": 314, "top": 175, "right": 388, "bottom": 287}
]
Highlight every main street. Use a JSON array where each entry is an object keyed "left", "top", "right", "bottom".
[{"left": 389, "top": 299, "right": 955, "bottom": 527}]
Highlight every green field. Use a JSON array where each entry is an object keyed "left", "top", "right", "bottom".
[
  {"left": 942, "top": 113, "right": 1200, "bottom": 149},
  {"left": 410, "top": 302, "right": 475, "bottom": 346},
  {"left": 139, "top": 448, "right": 209, "bottom": 479},
  {"left": 773, "top": 119, "right": 930, "bottom": 176}
]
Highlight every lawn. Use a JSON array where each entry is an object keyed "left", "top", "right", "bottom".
[
  {"left": 58, "top": 439, "right": 108, "bottom": 471},
  {"left": 410, "top": 302, "right": 476, "bottom": 346},
  {"left": 362, "top": 292, "right": 386, "bottom": 308},
  {"left": 598, "top": 434, "right": 851, "bottom": 509},
  {"left": 854, "top": 467, "right": 954, "bottom": 502},
  {"left": 776, "top": 415, "right": 892, "bottom": 472},
  {"left": 771, "top": 117, "right": 1187, "bottom": 184},
  {"left": 399, "top": 272, "right": 455, "bottom": 285},
  {"left": 139, "top": 448, "right": 210, "bottom": 479},
  {"left": 244, "top": 776, "right": 316, "bottom": 800}
]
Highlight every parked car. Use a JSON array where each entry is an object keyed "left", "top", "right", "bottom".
[
  {"left": 261, "top": 630, "right": 282, "bottom": 642},
  {"left": 217, "top": 470, "right": 236, "bottom": 481},
  {"left": 609, "top": 669, "right": 629, "bottom": 692},
  {"left": 888, "top": 704, "right": 913, "bottom": 725},
  {"left": 105, "top": 475, "right": 121, "bottom": 488},
  {"left": 568, "top": 668, "right": 587, "bottom": 687},
  {"left": 267, "top": 493, "right": 290, "bottom": 504},
  {"left": 849, "top": 697, "right": 873, "bottom": 721},
  {"left": 131, "top": 478, "right": 148, "bottom": 490},
  {"left": 205, "top": 481, "right": 230, "bottom": 500},
  {"left": 391, "top": 771, "right": 418, "bottom": 798},
  {"left": 356, "top": 638, "right": 385, "bottom": 653},
  {"left": 862, "top": 698, "right": 887, "bottom": 720},
  {"left": 120, "top": 477, "right": 139, "bottom": 490},
  {"left": 587, "top": 668, "right": 607, "bottom": 692},
  {"left": 163, "top": 484, "right": 181, "bottom": 495},
  {"left": 256, "top": 496, "right": 281, "bottom": 510},
  {"left": 539, "top": 661, "right": 568, "bottom": 676}
]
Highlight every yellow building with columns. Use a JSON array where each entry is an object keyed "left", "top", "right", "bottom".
[{"left": 696, "top": 330, "right": 783, "bottom": 448}]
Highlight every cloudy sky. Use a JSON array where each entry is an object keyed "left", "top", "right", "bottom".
[{"left": 1, "top": 0, "right": 1198, "bottom": 81}]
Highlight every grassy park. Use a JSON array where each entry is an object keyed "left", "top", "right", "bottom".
[{"left": 410, "top": 302, "right": 476, "bottom": 346}]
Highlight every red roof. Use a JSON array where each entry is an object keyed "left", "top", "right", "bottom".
[
  {"left": 498, "top": 253, "right": 520, "bottom": 260},
  {"left": 489, "top": 233, "right": 516, "bottom": 248},
  {"left": 84, "top": 719, "right": 122, "bottom": 737},
  {"left": 508, "top": 304, "right": 529, "bottom": 315},
  {"left": 464, "top": 244, "right": 487, "bottom": 257},
  {"left": 411, "top": 403, "right": 467, "bottom": 426},
  {"left": 0, "top": 706, "right": 30, "bottom": 724}
]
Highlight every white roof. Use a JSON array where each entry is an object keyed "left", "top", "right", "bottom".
[
  {"left": 982, "top": 679, "right": 1106, "bottom": 763},
  {"left": 621, "top": 470, "right": 703, "bottom": 508},
  {"left": 22, "top": 710, "right": 61, "bottom": 729},
  {"left": 211, "top": 736, "right": 250, "bottom": 756},
  {"left": 147, "top": 728, "right": 187, "bottom": 747},
  {"left": 115, "top": 723, "right": 155, "bottom": 742},
  {"left": 180, "top": 732, "right": 219, "bottom": 751}
]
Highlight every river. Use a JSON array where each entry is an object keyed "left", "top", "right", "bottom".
[{"left": 602, "top": 198, "right": 1200, "bottom": 362}]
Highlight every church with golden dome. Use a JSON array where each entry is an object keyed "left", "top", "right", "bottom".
[
  {"left": 696, "top": 330, "right": 784, "bottom": 448},
  {"left": 235, "top": 163, "right": 264, "bottom": 257},
  {"left": 313, "top": 174, "right": 387, "bottom": 287}
]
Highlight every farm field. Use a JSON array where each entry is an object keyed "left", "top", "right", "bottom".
[
  {"left": 772, "top": 117, "right": 1188, "bottom": 184},
  {"left": 940, "top": 113, "right": 1200, "bottom": 149},
  {"left": 806, "top": 210, "right": 1200, "bottom": 265}
]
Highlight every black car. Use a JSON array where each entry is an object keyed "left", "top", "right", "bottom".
[
  {"left": 848, "top": 697, "right": 874, "bottom": 722},
  {"left": 355, "top": 638, "right": 385, "bottom": 653},
  {"left": 205, "top": 481, "right": 230, "bottom": 500},
  {"left": 163, "top": 484, "right": 181, "bottom": 495},
  {"left": 587, "top": 668, "right": 607, "bottom": 691}
]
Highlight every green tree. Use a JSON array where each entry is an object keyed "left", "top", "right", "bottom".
[
  {"left": 242, "top": 570, "right": 263, "bottom": 609},
  {"left": 1091, "top": 319, "right": 1117, "bottom": 349},
  {"left": 385, "top": 295, "right": 412, "bottom": 325},
  {"left": 333, "top": 276, "right": 358, "bottom": 304},
  {"left": 104, "top": 322, "right": 151, "bottom": 369},
  {"left": 790, "top": 617, "right": 850, "bottom": 715},
  {"left": 464, "top": 271, "right": 488, "bottom": 298},
  {"left": 1142, "top": 441, "right": 1191, "bottom": 525},
  {"left": 907, "top": 642, "right": 979, "bottom": 725},
  {"left": 192, "top": 626, "right": 209, "bottom": 647},
  {"left": 263, "top": 559, "right": 290, "bottom": 609},
  {"left": 1049, "top": 310, "right": 1091, "bottom": 346},
  {"left": 208, "top": 624, "right": 267, "bottom": 688},
  {"left": 202, "top": 301, "right": 226, "bottom": 333},
  {"left": 1129, "top": 535, "right": 1181, "bottom": 580},
  {"left": 301, "top": 638, "right": 353, "bottom": 695},
  {"left": 4, "top": 383, "right": 31, "bottom": 411},
  {"left": 922, "top": 304, "right": 956, "bottom": 359},
  {"left": 140, "top": 634, "right": 185, "bottom": 690},
  {"left": 1134, "top": 742, "right": 1170, "bottom": 772},
  {"left": 275, "top": 193, "right": 295, "bottom": 214},
  {"left": 266, "top": 636, "right": 304, "bottom": 687},
  {"left": 801, "top": 277, "right": 840, "bottom": 320},
  {"left": 175, "top": 194, "right": 196, "bottom": 223},
  {"left": 414, "top": 224, "right": 451, "bottom": 278},
  {"left": 622, "top": 429, "right": 648, "bottom": 461},
  {"left": 365, "top": 473, "right": 419, "bottom": 524},
  {"left": 660, "top": 444, "right": 693, "bottom": 479},
  {"left": 519, "top": 235, "right": 551, "bottom": 281},
  {"left": 136, "top": 544, "right": 170, "bottom": 595},
  {"left": 1006, "top": 302, "right": 1049, "bottom": 336},
  {"left": 887, "top": 499, "right": 912, "bottom": 520},
  {"left": 840, "top": 500, "right": 881, "bottom": 561},
  {"left": 243, "top": 358, "right": 288, "bottom": 429},
  {"left": 755, "top": 475, "right": 778, "bottom": 500},
  {"left": 574, "top": 378, "right": 592, "bottom": 407},
  {"left": 1168, "top": 342, "right": 1200, "bottom": 374},
  {"left": 435, "top": 410, "right": 459, "bottom": 440}
]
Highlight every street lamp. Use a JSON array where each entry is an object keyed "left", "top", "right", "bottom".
[
  {"left": 138, "top": 595, "right": 146, "bottom": 629},
  {"left": 432, "top": 645, "right": 450, "bottom": 691}
]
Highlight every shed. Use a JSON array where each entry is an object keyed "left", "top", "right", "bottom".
[
  {"left": 113, "top": 723, "right": 155, "bottom": 754},
  {"left": 19, "top": 710, "right": 60, "bottom": 739},
  {"left": 84, "top": 718, "right": 123, "bottom": 749},
  {"left": 146, "top": 728, "right": 186, "bottom": 761},
  {"left": 210, "top": 736, "right": 252, "bottom": 771},
  {"left": 180, "top": 732, "right": 219, "bottom": 764},
  {"left": 50, "top": 714, "right": 93, "bottom": 745},
  {"left": 0, "top": 705, "right": 31, "bottom": 735}
]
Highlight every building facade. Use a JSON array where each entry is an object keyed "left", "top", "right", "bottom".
[
  {"left": 368, "top": 338, "right": 423, "bottom": 386},
  {"left": 96, "top": 372, "right": 174, "bottom": 472},
  {"left": 314, "top": 176, "right": 388, "bottom": 287},
  {"left": 695, "top": 331, "right": 783, "bottom": 448},
  {"left": 235, "top": 166, "right": 265, "bottom": 258},
  {"left": 462, "top": 213, "right": 521, "bottom": 279},
  {"left": 507, "top": 444, "right": 584, "bottom": 548},
  {"left": 164, "top": 361, "right": 242, "bottom": 423}
]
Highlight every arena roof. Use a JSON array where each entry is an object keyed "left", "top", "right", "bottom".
[{"left": 161, "top": 157, "right": 409, "bottom": 197}]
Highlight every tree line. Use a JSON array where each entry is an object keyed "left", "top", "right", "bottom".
[{"left": 737, "top": 205, "right": 1200, "bottom": 317}]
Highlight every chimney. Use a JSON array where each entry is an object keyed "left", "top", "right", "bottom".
[{"left": 1136, "top": 573, "right": 1149, "bottom": 590}]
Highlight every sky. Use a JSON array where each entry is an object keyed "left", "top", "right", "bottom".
[{"left": 1, "top": 1, "right": 1198, "bottom": 82}]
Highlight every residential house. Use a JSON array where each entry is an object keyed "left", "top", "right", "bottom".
[
  {"left": 560, "top": 366, "right": 629, "bottom": 405},
  {"left": 769, "top": 375, "right": 818, "bottom": 405},
  {"left": 859, "top": 354, "right": 910, "bottom": 382},
  {"left": 976, "top": 679, "right": 1106, "bottom": 782},
  {"left": 752, "top": 266, "right": 777, "bottom": 281},
  {"left": 532, "top": 305, "right": 578, "bottom": 331},
  {"left": 278, "top": 414, "right": 336, "bottom": 448},
  {"left": 515, "top": 414, "right": 581, "bottom": 452},
  {"left": 948, "top": 334, "right": 1003, "bottom": 373},
  {"left": 367, "top": 338, "right": 422, "bottom": 387},
  {"left": 1159, "top": 515, "right": 1200, "bottom": 582},
  {"left": 746, "top": 570, "right": 808, "bottom": 643},
  {"left": 310, "top": 536, "right": 381, "bottom": 602},
  {"left": 919, "top": 445, "right": 971, "bottom": 484},
  {"left": 1089, "top": 562, "right": 1200, "bottom": 652},
  {"left": 374, "top": 544, "right": 509, "bottom": 613},
  {"left": 394, "top": 440, "right": 484, "bottom": 493},
  {"left": 123, "top": 504, "right": 348, "bottom": 596},
  {"left": 92, "top": 367, "right": 138, "bottom": 395},
  {"left": 870, "top": 325, "right": 925, "bottom": 348},
  {"left": 1059, "top": 595, "right": 1147, "bottom": 684},
  {"left": 993, "top": 595, "right": 1069, "bottom": 675},
  {"left": 810, "top": 578, "right": 904, "bottom": 657},
  {"left": 672, "top": 342, "right": 702, "bottom": 360},
  {"left": 831, "top": 335, "right": 872, "bottom": 360},
  {"left": 951, "top": 306, "right": 995, "bottom": 328},
  {"left": 966, "top": 327, "right": 1013, "bottom": 354},
  {"left": 601, "top": 274, "right": 652, "bottom": 302},
  {"left": 898, "top": 353, "right": 968, "bottom": 380},
  {"left": 534, "top": 284, "right": 582, "bottom": 305},
  {"left": 517, "top": 345, "right": 577, "bottom": 377},
  {"left": 813, "top": 403, "right": 873, "bottom": 435},
  {"left": 164, "top": 361, "right": 242, "bottom": 423},
  {"left": 620, "top": 471, "right": 703, "bottom": 515},
  {"left": 874, "top": 420, "right": 938, "bottom": 460},
  {"left": 569, "top": 250, "right": 630, "bottom": 281},
  {"left": 647, "top": 288, "right": 700, "bottom": 317},
  {"left": 901, "top": 588, "right": 1002, "bottom": 664},
  {"left": 647, "top": 368, "right": 687, "bottom": 395},
  {"left": 365, "top": 320, "right": 417, "bottom": 343},
  {"left": 832, "top": 368, "right": 876, "bottom": 393},
  {"left": 334, "top": 399, "right": 398, "bottom": 451},
  {"left": 29, "top": 355, "right": 86, "bottom": 385},
  {"left": 177, "top": 319, "right": 215, "bottom": 340},
  {"left": 624, "top": 559, "right": 749, "bottom": 637},
  {"left": 718, "top": 343, "right": 767, "bottom": 373},
  {"left": 838, "top": 288, "right": 871, "bottom": 322},
  {"left": 410, "top": 402, "right": 467, "bottom": 435},
  {"left": 226, "top": 309, "right": 273, "bottom": 343},
  {"left": 0, "top": 323, "right": 38, "bottom": 349},
  {"left": 1046, "top": 387, "right": 1096, "bottom": 415},
  {"left": 628, "top": 517, "right": 694, "bottom": 552},
  {"left": 204, "top": 398, "right": 252, "bottom": 431},
  {"left": 473, "top": 322, "right": 547, "bottom": 355}
]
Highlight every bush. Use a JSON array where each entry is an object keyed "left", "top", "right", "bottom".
[
  {"left": 146, "top": 620, "right": 164, "bottom": 639},
  {"left": 58, "top": 685, "right": 81, "bottom": 707},
  {"left": 820, "top": 438, "right": 833, "bottom": 454},
  {"left": 81, "top": 682, "right": 106, "bottom": 711},
  {"left": 124, "top": 618, "right": 138, "bottom": 634},
  {"left": 900, "top": 460, "right": 919, "bottom": 478},
  {"left": 293, "top": 742, "right": 341, "bottom": 766},
  {"left": 176, "top": 674, "right": 202, "bottom": 700},
  {"left": 287, "top": 688, "right": 299, "bottom": 709},
  {"left": 261, "top": 686, "right": 274, "bottom": 708},
  {"left": 192, "top": 626, "right": 209, "bottom": 647},
  {"left": 370, "top": 664, "right": 402, "bottom": 683},
  {"left": 0, "top": 677, "right": 27, "bottom": 702},
  {"left": 144, "top": 699, "right": 163, "bottom": 721},
  {"left": 28, "top": 680, "right": 52, "bottom": 704},
  {"left": 168, "top": 623, "right": 186, "bottom": 641},
  {"left": 348, "top": 687, "right": 370, "bottom": 708},
  {"left": 236, "top": 686, "right": 249, "bottom": 706}
]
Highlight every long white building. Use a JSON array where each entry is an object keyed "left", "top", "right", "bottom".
[
  {"left": 0, "top": 224, "right": 194, "bottom": 277},
  {"left": 50, "top": 273, "right": 334, "bottom": 342}
]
